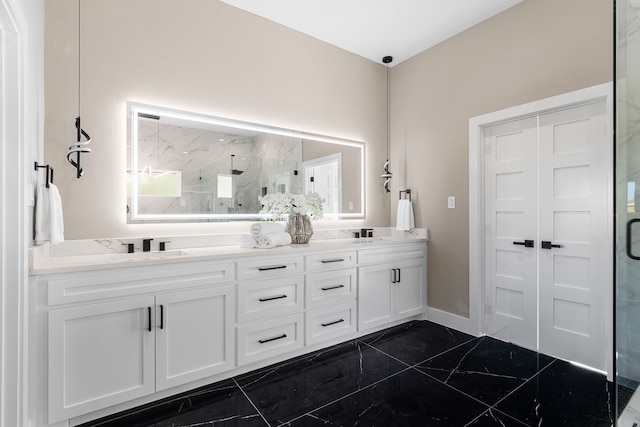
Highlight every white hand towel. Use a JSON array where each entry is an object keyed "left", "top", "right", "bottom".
[
  {"left": 256, "top": 232, "right": 292, "bottom": 249},
  {"left": 48, "top": 184, "right": 65, "bottom": 244},
  {"left": 35, "top": 184, "right": 50, "bottom": 245},
  {"left": 250, "top": 222, "right": 285, "bottom": 237},
  {"left": 239, "top": 234, "right": 258, "bottom": 248},
  {"left": 396, "top": 199, "right": 415, "bottom": 231}
]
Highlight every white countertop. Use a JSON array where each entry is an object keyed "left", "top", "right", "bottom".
[{"left": 29, "top": 230, "right": 427, "bottom": 275}]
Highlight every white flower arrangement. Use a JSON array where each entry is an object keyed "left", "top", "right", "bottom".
[{"left": 259, "top": 192, "right": 325, "bottom": 221}]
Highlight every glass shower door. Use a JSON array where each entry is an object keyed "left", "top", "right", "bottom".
[{"left": 617, "top": 0, "right": 640, "bottom": 424}]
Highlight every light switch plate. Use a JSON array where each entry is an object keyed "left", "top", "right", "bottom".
[{"left": 448, "top": 196, "right": 456, "bottom": 209}]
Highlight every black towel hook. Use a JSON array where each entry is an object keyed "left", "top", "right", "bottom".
[
  {"left": 34, "top": 162, "right": 54, "bottom": 188},
  {"left": 399, "top": 189, "right": 411, "bottom": 201}
]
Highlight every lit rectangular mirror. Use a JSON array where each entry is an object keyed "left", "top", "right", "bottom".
[{"left": 127, "top": 102, "right": 365, "bottom": 222}]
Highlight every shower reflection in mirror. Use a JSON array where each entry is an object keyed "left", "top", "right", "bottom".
[{"left": 127, "top": 102, "right": 364, "bottom": 222}]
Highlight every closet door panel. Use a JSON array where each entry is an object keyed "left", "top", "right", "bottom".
[
  {"left": 538, "top": 101, "right": 609, "bottom": 371},
  {"left": 483, "top": 117, "right": 538, "bottom": 351}
]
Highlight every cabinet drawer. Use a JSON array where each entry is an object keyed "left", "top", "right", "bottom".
[
  {"left": 237, "top": 256, "right": 303, "bottom": 281},
  {"left": 305, "top": 268, "right": 356, "bottom": 309},
  {"left": 358, "top": 243, "right": 425, "bottom": 265},
  {"left": 305, "top": 251, "right": 356, "bottom": 272},
  {"left": 237, "top": 314, "right": 304, "bottom": 366},
  {"left": 45, "top": 261, "right": 235, "bottom": 306},
  {"left": 237, "top": 276, "right": 304, "bottom": 323},
  {"left": 305, "top": 302, "right": 356, "bottom": 345}
]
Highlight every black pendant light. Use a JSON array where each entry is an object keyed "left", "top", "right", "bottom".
[{"left": 381, "top": 55, "right": 393, "bottom": 193}]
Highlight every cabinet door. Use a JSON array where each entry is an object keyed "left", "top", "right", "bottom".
[
  {"left": 358, "top": 264, "right": 394, "bottom": 331},
  {"left": 394, "top": 258, "right": 425, "bottom": 320},
  {"left": 156, "top": 285, "right": 235, "bottom": 391},
  {"left": 48, "top": 297, "right": 155, "bottom": 423}
]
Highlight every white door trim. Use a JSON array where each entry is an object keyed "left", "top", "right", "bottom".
[{"left": 468, "top": 82, "right": 614, "bottom": 378}]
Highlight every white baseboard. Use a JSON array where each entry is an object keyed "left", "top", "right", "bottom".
[{"left": 426, "top": 306, "right": 479, "bottom": 337}]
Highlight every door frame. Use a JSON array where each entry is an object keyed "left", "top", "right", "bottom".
[
  {"left": 468, "top": 82, "right": 614, "bottom": 378},
  {"left": 303, "top": 152, "right": 343, "bottom": 213}
]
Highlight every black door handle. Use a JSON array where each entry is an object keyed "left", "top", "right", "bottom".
[
  {"left": 627, "top": 219, "right": 640, "bottom": 260},
  {"left": 147, "top": 307, "right": 152, "bottom": 332},
  {"left": 541, "top": 241, "right": 563, "bottom": 250},
  {"left": 513, "top": 240, "right": 534, "bottom": 248}
]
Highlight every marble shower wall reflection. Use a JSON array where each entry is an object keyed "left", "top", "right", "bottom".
[{"left": 130, "top": 118, "right": 302, "bottom": 218}]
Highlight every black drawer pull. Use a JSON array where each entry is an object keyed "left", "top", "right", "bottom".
[
  {"left": 258, "top": 265, "right": 287, "bottom": 271},
  {"left": 321, "top": 284, "right": 345, "bottom": 291},
  {"left": 322, "top": 319, "right": 345, "bottom": 327},
  {"left": 321, "top": 258, "right": 345, "bottom": 264},
  {"left": 159, "top": 304, "right": 164, "bottom": 330},
  {"left": 258, "top": 334, "right": 287, "bottom": 344},
  {"left": 397, "top": 268, "right": 401, "bottom": 283},
  {"left": 541, "top": 241, "right": 563, "bottom": 250},
  {"left": 147, "top": 307, "right": 152, "bottom": 332},
  {"left": 513, "top": 240, "right": 534, "bottom": 248},
  {"left": 259, "top": 294, "right": 287, "bottom": 302}
]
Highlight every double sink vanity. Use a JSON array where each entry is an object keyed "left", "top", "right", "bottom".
[{"left": 28, "top": 229, "right": 428, "bottom": 426}]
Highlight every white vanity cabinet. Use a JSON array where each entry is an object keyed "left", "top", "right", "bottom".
[
  {"left": 43, "top": 261, "right": 236, "bottom": 424},
  {"left": 33, "top": 238, "right": 427, "bottom": 427},
  {"left": 357, "top": 243, "right": 426, "bottom": 331}
]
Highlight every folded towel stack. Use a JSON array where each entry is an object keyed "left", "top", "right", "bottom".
[
  {"left": 396, "top": 199, "right": 415, "bottom": 231},
  {"left": 35, "top": 183, "right": 65, "bottom": 245},
  {"left": 240, "top": 222, "right": 291, "bottom": 249}
]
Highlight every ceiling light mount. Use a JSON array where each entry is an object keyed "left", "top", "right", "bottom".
[{"left": 382, "top": 56, "right": 393, "bottom": 64}]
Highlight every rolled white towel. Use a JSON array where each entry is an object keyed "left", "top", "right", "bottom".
[
  {"left": 250, "top": 222, "right": 284, "bottom": 237},
  {"left": 239, "top": 234, "right": 258, "bottom": 248},
  {"left": 256, "top": 232, "right": 292, "bottom": 249}
]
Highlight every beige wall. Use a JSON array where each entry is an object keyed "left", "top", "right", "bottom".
[
  {"left": 390, "top": 0, "right": 613, "bottom": 317},
  {"left": 45, "top": 0, "right": 388, "bottom": 239}
]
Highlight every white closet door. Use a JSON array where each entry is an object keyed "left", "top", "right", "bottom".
[
  {"left": 484, "top": 117, "right": 539, "bottom": 351},
  {"left": 538, "top": 101, "right": 608, "bottom": 370}
]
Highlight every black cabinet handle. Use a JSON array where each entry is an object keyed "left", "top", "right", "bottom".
[
  {"left": 397, "top": 268, "right": 401, "bottom": 283},
  {"left": 258, "top": 334, "right": 287, "bottom": 344},
  {"left": 147, "top": 307, "right": 152, "bottom": 332},
  {"left": 160, "top": 305, "right": 164, "bottom": 330},
  {"left": 321, "top": 258, "right": 345, "bottom": 264},
  {"left": 321, "top": 284, "right": 345, "bottom": 291},
  {"left": 541, "top": 241, "right": 563, "bottom": 250},
  {"left": 259, "top": 294, "right": 287, "bottom": 302},
  {"left": 321, "top": 319, "right": 345, "bottom": 327},
  {"left": 627, "top": 219, "right": 640, "bottom": 260},
  {"left": 513, "top": 240, "right": 534, "bottom": 248},
  {"left": 391, "top": 268, "right": 397, "bottom": 284},
  {"left": 258, "top": 265, "right": 287, "bottom": 271}
]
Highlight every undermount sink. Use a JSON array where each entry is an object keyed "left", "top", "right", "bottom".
[{"left": 110, "top": 250, "right": 185, "bottom": 261}]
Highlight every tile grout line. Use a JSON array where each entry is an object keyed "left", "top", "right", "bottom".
[
  {"left": 490, "top": 358, "right": 557, "bottom": 410},
  {"left": 356, "top": 332, "right": 482, "bottom": 370},
  {"left": 232, "top": 377, "right": 272, "bottom": 427},
  {"left": 275, "top": 364, "right": 417, "bottom": 427}
]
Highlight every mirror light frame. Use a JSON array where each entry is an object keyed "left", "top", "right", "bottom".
[{"left": 128, "top": 102, "right": 366, "bottom": 222}]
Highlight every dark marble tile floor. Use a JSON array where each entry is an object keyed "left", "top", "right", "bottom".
[{"left": 83, "top": 321, "right": 615, "bottom": 427}]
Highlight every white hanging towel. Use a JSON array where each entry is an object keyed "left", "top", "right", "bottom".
[
  {"left": 250, "top": 222, "right": 284, "bottom": 237},
  {"left": 35, "top": 183, "right": 65, "bottom": 245},
  {"left": 396, "top": 199, "right": 415, "bottom": 231}
]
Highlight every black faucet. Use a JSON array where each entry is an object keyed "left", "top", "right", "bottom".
[{"left": 142, "top": 238, "right": 154, "bottom": 252}]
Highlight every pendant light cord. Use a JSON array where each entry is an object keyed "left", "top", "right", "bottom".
[{"left": 78, "top": 0, "right": 81, "bottom": 118}]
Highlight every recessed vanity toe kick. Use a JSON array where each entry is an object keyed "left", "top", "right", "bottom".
[{"left": 29, "top": 237, "right": 426, "bottom": 427}]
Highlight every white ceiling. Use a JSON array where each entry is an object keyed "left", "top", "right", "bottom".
[{"left": 220, "top": 0, "right": 524, "bottom": 66}]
